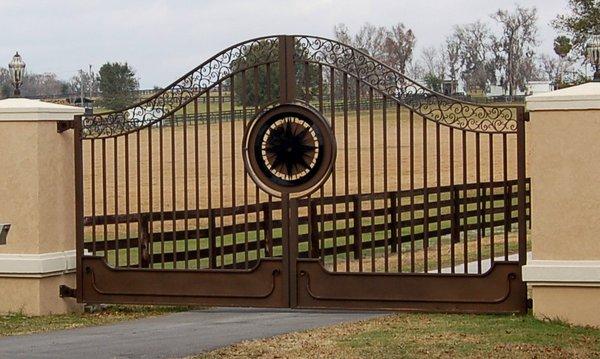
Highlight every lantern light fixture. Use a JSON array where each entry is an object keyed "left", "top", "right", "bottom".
[
  {"left": 8, "top": 52, "right": 26, "bottom": 97},
  {"left": 586, "top": 35, "right": 600, "bottom": 82}
]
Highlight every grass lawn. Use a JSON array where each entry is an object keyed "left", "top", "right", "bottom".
[
  {"left": 0, "top": 305, "right": 191, "bottom": 337},
  {"left": 200, "top": 313, "right": 600, "bottom": 359}
]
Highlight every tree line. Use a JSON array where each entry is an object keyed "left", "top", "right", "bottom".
[
  {"left": 334, "top": 1, "right": 597, "bottom": 97},
  {"left": 0, "top": 62, "right": 138, "bottom": 110},
  {"left": 0, "top": 0, "right": 596, "bottom": 109}
]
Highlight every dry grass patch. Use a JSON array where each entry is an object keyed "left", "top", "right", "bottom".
[
  {"left": 0, "top": 305, "right": 192, "bottom": 337},
  {"left": 199, "top": 313, "right": 600, "bottom": 359}
]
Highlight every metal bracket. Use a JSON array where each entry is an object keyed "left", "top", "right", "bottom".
[
  {"left": 527, "top": 298, "right": 533, "bottom": 309},
  {"left": 0, "top": 223, "right": 10, "bottom": 245},
  {"left": 57, "top": 120, "right": 75, "bottom": 133},
  {"left": 59, "top": 285, "right": 76, "bottom": 298},
  {"left": 523, "top": 111, "right": 530, "bottom": 122}
]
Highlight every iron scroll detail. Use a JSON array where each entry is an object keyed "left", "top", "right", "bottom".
[
  {"left": 81, "top": 36, "right": 279, "bottom": 138},
  {"left": 294, "top": 35, "right": 518, "bottom": 133},
  {"left": 81, "top": 35, "right": 520, "bottom": 138}
]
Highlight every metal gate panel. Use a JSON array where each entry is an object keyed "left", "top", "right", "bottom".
[{"left": 74, "top": 35, "right": 529, "bottom": 312}]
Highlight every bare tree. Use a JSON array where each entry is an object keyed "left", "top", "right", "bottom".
[
  {"left": 0, "top": 68, "right": 12, "bottom": 98},
  {"left": 69, "top": 68, "right": 100, "bottom": 102},
  {"left": 353, "top": 23, "right": 387, "bottom": 58},
  {"left": 420, "top": 46, "right": 446, "bottom": 91},
  {"left": 445, "top": 35, "right": 461, "bottom": 93},
  {"left": 452, "top": 21, "right": 495, "bottom": 94},
  {"left": 333, "top": 22, "right": 416, "bottom": 75},
  {"left": 383, "top": 23, "right": 416, "bottom": 74},
  {"left": 21, "top": 73, "right": 68, "bottom": 98},
  {"left": 406, "top": 59, "right": 425, "bottom": 81},
  {"left": 333, "top": 23, "right": 352, "bottom": 45},
  {"left": 491, "top": 6, "right": 539, "bottom": 97},
  {"left": 539, "top": 53, "right": 576, "bottom": 87}
]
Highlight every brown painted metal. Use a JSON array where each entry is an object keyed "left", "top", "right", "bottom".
[
  {"left": 75, "top": 35, "right": 529, "bottom": 313},
  {"left": 80, "top": 256, "right": 286, "bottom": 307},
  {"left": 296, "top": 259, "right": 525, "bottom": 312}
]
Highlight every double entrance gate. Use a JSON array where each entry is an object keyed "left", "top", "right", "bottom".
[{"left": 74, "top": 35, "right": 530, "bottom": 312}]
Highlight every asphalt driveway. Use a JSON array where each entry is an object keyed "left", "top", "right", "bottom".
[{"left": 0, "top": 307, "right": 384, "bottom": 359}]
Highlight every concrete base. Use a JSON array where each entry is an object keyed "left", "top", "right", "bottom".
[
  {"left": 0, "top": 273, "right": 81, "bottom": 315},
  {"left": 532, "top": 286, "right": 600, "bottom": 327}
]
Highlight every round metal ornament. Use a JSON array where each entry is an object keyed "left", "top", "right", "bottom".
[{"left": 243, "top": 103, "right": 336, "bottom": 197}]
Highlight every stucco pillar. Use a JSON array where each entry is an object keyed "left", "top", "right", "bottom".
[
  {"left": 523, "top": 82, "right": 600, "bottom": 327},
  {"left": 0, "top": 98, "right": 84, "bottom": 315}
]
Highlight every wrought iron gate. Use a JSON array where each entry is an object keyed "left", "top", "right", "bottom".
[{"left": 74, "top": 35, "right": 530, "bottom": 312}]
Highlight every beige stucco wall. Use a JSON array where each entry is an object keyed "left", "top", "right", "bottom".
[
  {"left": 526, "top": 85, "right": 600, "bottom": 328},
  {"left": 532, "top": 286, "right": 600, "bottom": 327},
  {"left": 0, "top": 105, "right": 81, "bottom": 316},
  {"left": 0, "top": 274, "right": 79, "bottom": 315},
  {"left": 529, "top": 109, "right": 600, "bottom": 260},
  {"left": 0, "top": 121, "right": 75, "bottom": 255}
]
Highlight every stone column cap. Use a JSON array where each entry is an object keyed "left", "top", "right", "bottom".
[
  {"left": 526, "top": 82, "right": 600, "bottom": 111},
  {"left": 0, "top": 98, "right": 84, "bottom": 122}
]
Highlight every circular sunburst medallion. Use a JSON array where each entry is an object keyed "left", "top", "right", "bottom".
[{"left": 243, "top": 103, "right": 336, "bottom": 197}]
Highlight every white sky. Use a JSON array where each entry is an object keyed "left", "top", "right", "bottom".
[{"left": 0, "top": 0, "right": 567, "bottom": 88}]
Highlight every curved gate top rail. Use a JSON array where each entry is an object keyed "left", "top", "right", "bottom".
[{"left": 81, "top": 35, "right": 521, "bottom": 139}]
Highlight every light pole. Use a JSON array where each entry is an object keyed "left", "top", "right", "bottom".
[
  {"left": 8, "top": 52, "right": 26, "bottom": 97},
  {"left": 586, "top": 35, "right": 600, "bottom": 82}
]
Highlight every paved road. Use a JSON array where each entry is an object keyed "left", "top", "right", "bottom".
[{"left": 0, "top": 308, "right": 384, "bottom": 359}]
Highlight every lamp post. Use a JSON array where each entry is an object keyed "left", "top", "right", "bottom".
[
  {"left": 8, "top": 52, "right": 26, "bottom": 97},
  {"left": 587, "top": 35, "right": 600, "bottom": 82}
]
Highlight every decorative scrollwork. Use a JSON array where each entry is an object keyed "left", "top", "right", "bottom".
[
  {"left": 82, "top": 35, "right": 520, "bottom": 138},
  {"left": 294, "top": 35, "right": 519, "bottom": 133},
  {"left": 261, "top": 117, "right": 320, "bottom": 183},
  {"left": 243, "top": 103, "right": 336, "bottom": 197},
  {"left": 82, "top": 36, "right": 280, "bottom": 138}
]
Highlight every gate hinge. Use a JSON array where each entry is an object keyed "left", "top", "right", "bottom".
[
  {"left": 57, "top": 120, "right": 75, "bottom": 133},
  {"left": 59, "top": 285, "right": 76, "bottom": 298},
  {"left": 523, "top": 111, "right": 530, "bottom": 122},
  {"left": 526, "top": 298, "right": 533, "bottom": 309}
]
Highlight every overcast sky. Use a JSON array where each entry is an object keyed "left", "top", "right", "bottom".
[{"left": 1, "top": 0, "right": 567, "bottom": 88}]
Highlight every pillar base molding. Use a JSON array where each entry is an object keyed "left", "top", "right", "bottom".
[
  {"left": 0, "top": 250, "right": 76, "bottom": 278},
  {"left": 523, "top": 260, "right": 600, "bottom": 287}
]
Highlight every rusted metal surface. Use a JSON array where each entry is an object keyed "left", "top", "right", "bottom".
[
  {"left": 80, "top": 256, "right": 286, "bottom": 307},
  {"left": 296, "top": 259, "right": 526, "bottom": 312},
  {"left": 74, "top": 35, "right": 529, "bottom": 313}
]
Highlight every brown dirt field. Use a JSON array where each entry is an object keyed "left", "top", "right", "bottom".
[{"left": 82, "top": 108, "right": 521, "bottom": 221}]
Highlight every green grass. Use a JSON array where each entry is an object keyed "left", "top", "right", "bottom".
[
  {"left": 0, "top": 305, "right": 192, "bottom": 337},
  {"left": 342, "top": 314, "right": 600, "bottom": 358},
  {"left": 87, "top": 189, "right": 525, "bottom": 270},
  {"left": 201, "top": 313, "right": 600, "bottom": 358}
]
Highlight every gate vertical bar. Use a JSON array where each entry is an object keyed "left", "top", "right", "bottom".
[
  {"left": 279, "top": 35, "right": 296, "bottom": 104},
  {"left": 74, "top": 115, "right": 84, "bottom": 302},
  {"left": 278, "top": 35, "right": 296, "bottom": 307},
  {"left": 517, "top": 107, "right": 528, "bottom": 313},
  {"left": 289, "top": 198, "right": 299, "bottom": 308}
]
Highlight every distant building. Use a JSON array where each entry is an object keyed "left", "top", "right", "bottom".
[
  {"left": 484, "top": 80, "right": 553, "bottom": 98},
  {"left": 525, "top": 81, "right": 553, "bottom": 96},
  {"left": 442, "top": 80, "right": 458, "bottom": 96}
]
